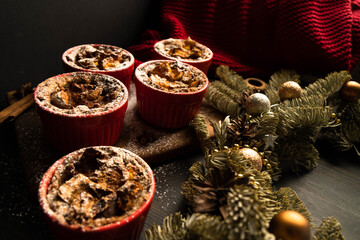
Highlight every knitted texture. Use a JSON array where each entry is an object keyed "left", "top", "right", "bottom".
[{"left": 128, "top": 0, "right": 360, "bottom": 77}]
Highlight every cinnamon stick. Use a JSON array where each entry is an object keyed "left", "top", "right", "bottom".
[{"left": 0, "top": 93, "right": 34, "bottom": 124}]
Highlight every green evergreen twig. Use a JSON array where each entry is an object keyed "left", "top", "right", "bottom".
[
  {"left": 206, "top": 85, "right": 241, "bottom": 117},
  {"left": 302, "top": 71, "right": 351, "bottom": 99},
  {"left": 265, "top": 70, "right": 301, "bottom": 104},
  {"left": 276, "top": 187, "right": 312, "bottom": 224},
  {"left": 313, "top": 217, "right": 345, "bottom": 240},
  {"left": 216, "top": 65, "right": 249, "bottom": 92},
  {"left": 190, "top": 115, "right": 216, "bottom": 152}
]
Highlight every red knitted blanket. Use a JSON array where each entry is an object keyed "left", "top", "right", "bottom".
[{"left": 128, "top": 0, "right": 360, "bottom": 77}]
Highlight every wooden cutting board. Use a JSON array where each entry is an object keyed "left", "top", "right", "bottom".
[{"left": 15, "top": 83, "right": 223, "bottom": 197}]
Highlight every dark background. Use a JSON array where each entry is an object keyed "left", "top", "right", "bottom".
[
  {"left": 0, "top": 0, "right": 160, "bottom": 103},
  {"left": 0, "top": 1, "right": 359, "bottom": 240}
]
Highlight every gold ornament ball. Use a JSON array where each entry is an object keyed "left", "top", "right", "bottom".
[
  {"left": 340, "top": 81, "right": 360, "bottom": 102},
  {"left": 237, "top": 147, "right": 262, "bottom": 171},
  {"left": 278, "top": 81, "right": 302, "bottom": 101},
  {"left": 245, "top": 93, "right": 270, "bottom": 116},
  {"left": 269, "top": 210, "right": 311, "bottom": 240}
]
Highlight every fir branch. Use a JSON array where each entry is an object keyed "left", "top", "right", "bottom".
[
  {"left": 182, "top": 161, "right": 206, "bottom": 207},
  {"left": 313, "top": 217, "right": 345, "bottom": 240},
  {"left": 324, "top": 121, "right": 360, "bottom": 153},
  {"left": 282, "top": 95, "right": 327, "bottom": 108},
  {"left": 189, "top": 161, "right": 206, "bottom": 182},
  {"left": 216, "top": 65, "right": 249, "bottom": 92},
  {"left": 145, "top": 212, "right": 188, "bottom": 240},
  {"left": 266, "top": 69, "right": 301, "bottom": 104},
  {"left": 145, "top": 212, "right": 230, "bottom": 240},
  {"left": 322, "top": 101, "right": 360, "bottom": 154},
  {"left": 210, "top": 116, "right": 231, "bottom": 149},
  {"left": 251, "top": 111, "right": 279, "bottom": 139},
  {"left": 276, "top": 136, "right": 319, "bottom": 173},
  {"left": 206, "top": 84, "right": 241, "bottom": 117},
  {"left": 209, "top": 151, "right": 230, "bottom": 170},
  {"left": 275, "top": 105, "right": 333, "bottom": 138},
  {"left": 276, "top": 187, "right": 312, "bottom": 224},
  {"left": 339, "top": 100, "right": 360, "bottom": 122},
  {"left": 211, "top": 81, "right": 242, "bottom": 103},
  {"left": 186, "top": 214, "right": 228, "bottom": 240},
  {"left": 263, "top": 151, "right": 282, "bottom": 181},
  {"left": 302, "top": 71, "right": 351, "bottom": 99},
  {"left": 190, "top": 115, "right": 216, "bottom": 152},
  {"left": 225, "top": 186, "right": 275, "bottom": 240},
  {"left": 256, "top": 188, "right": 282, "bottom": 222},
  {"left": 268, "top": 69, "right": 301, "bottom": 90}
]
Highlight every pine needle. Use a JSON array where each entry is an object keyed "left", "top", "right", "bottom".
[
  {"left": 225, "top": 186, "right": 275, "bottom": 240},
  {"left": 186, "top": 214, "right": 228, "bottom": 240},
  {"left": 276, "top": 136, "right": 319, "bottom": 173},
  {"left": 216, "top": 65, "right": 249, "bottom": 92},
  {"left": 190, "top": 115, "right": 216, "bottom": 152},
  {"left": 265, "top": 69, "right": 301, "bottom": 104},
  {"left": 210, "top": 116, "right": 231, "bottom": 149},
  {"left": 252, "top": 111, "right": 279, "bottom": 138},
  {"left": 276, "top": 187, "right": 312, "bottom": 224},
  {"left": 302, "top": 71, "right": 351, "bottom": 99},
  {"left": 313, "top": 217, "right": 345, "bottom": 240},
  {"left": 211, "top": 81, "right": 242, "bottom": 103},
  {"left": 206, "top": 85, "right": 241, "bottom": 117},
  {"left": 145, "top": 212, "right": 187, "bottom": 240}
]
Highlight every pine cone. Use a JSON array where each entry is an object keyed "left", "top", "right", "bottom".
[
  {"left": 228, "top": 113, "right": 258, "bottom": 144},
  {"left": 192, "top": 168, "right": 235, "bottom": 215}
]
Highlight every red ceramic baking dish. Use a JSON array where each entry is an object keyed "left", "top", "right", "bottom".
[
  {"left": 34, "top": 72, "right": 128, "bottom": 152},
  {"left": 153, "top": 38, "right": 213, "bottom": 74},
  {"left": 62, "top": 44, "right": 135, "bottom": 90},
  {"left": 134, "top": 60, "right": 209, "bottom": 128},
  {"left": 38, "top": 146, "right": 155, "bottom": 240}
]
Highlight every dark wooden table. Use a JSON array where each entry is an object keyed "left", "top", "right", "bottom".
[{"left": 1, "top": 114, "right": 360, "bottom": 240}]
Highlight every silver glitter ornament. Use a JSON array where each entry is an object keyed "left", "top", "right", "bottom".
[{"left": 245, "top": 93, "right": 270, "bottom": 116}]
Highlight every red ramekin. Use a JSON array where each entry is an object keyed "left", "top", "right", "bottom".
[
  {"left": 153, "top": 38, "right": 213, "bottom": 74},
  {"left": 34, "top": 72, "right": 128, "bottom": 152},
  {"left": 38, "top": 147, "right": 155, "bottom": 240},
  {"left": 62, "top": 44, "right": 135, "bottom": 90},
  {"left": 134, "top": 60, "right": 209, "bottom": 129}
]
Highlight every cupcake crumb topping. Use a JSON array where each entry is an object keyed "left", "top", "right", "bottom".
[
  {"left": 155, "top": 37, "right": 211, "bottom": 61},
  {"left": 139, "top": 61, "right": 206, "bottom": 93},
  {"left": 36, "top": 72, "right": 125, "bottom": 115},
  {"left": 46, "top": 147, "right": 151, "bottom": 228},
  {"left": 66, "top": 45, "right": 131, "bottom": 71}
]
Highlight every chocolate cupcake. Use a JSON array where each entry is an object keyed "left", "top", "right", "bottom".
[
  {"left": 134, "top": 60, "right": 208, "bottom": 128},
  {"left": 62, "top": 44, "right": 135, "bottom": 89},
  {"left": 34, "top": 72, "right": 128, "bottom": 152},
  {"left": 39, "top": 146, "right": 155, "bottom": 240},
  {"left": 154, "top": 37, "right": 213, "bottom": 74}
]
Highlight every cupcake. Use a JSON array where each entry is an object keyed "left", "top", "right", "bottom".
[
  {"left": 134, "top": 60, "right": 208, "bottom": 128},
  {"left": 154, "top": 37, "right": 213, "bottom": 74},
  {"left": 38, "top": 146, "right": 155, "bottom": 240},
  {"left": 62, "top": 44, "right": 135, "bottom": 89},
  {"left": 34, "top": 72, "right": 128, "bottom": 152}
]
